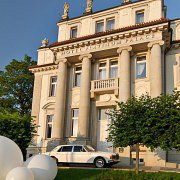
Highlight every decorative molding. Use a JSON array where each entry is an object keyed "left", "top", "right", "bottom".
[
  {"left": 55, "top": 58, "right": 68, "bottom": 64},
  {"left": 103, "top": 94, "right": 111, "bottom": 102},
  {"left": 29, "top": 64, "right": 58, "bottom": 73},
  {"left": 171, "top": 41, "right": 180, "bottom": 49},
  {"left": 55, "top": 57, "right": 71, "bottom": 67},
  {"left": 117, "top": 46, "right": 132, "bottom": 54},
  {"left": 147, "top": 40, "right": 164, "bottom": 49},
  {"left": 42, "top": 102, "right": 55, "bottom": 110},
  {"left": 79, "top": 53, "right": 92, "bottom": 61}
]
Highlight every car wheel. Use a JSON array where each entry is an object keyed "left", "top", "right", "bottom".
[
  {"left": 94, "top": 157, "right": 106, "bottom": 168},
  {"left": 51, "top": 156, "right": 58, "bottom": 165}
]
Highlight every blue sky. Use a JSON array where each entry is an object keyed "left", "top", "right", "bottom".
[{"left": 0, "top": 0, "right": 179, "bottom": 70}]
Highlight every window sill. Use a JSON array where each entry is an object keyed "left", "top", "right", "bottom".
[
  {"left": 135, "top": 77, "right": 149, "bottom": 83},
  {"left": 44, "top": 138, "right": 52, "bottom": 140},
  {"left": 70, "top": 37, "right": 78, "bottom": 40}
]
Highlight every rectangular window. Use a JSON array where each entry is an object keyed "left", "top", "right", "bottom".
[
  {"left": 46, "top": 115, "right": 54, "bottom": 138},
  {"left": 136, "top": 56, "right": 146, "bottom": 79},
  {"left": 106, "top": 19, "right": 115, "bottom": 31},
  {"left": 50, "top": 76, "right": 57, "bottom": 97},
  {"left": 99, "top": 62, "right": 106, "bottom": 80},
  {"left": 98, "top": 109, "right": 109, "bottom": 120},
  {"left": 70, "top": 27, "right": 77, "bottom": 39},
  {"left": 110, "top": 60, "right": 118, "bottom": 78},
  {"left": 132, "top": 158, "right": 144, "bottom": 165},
  {"left": 71, "top": 109, "right": 79, "bottom": 137},
  {"left": 136, "top": 11, "right": 144, "bottom": 24},
  {"left": 74, "top": 66, "right": 82, "bottom": 87},
  {"left": 96, "top": 21, "right": 104, "bottom": 33}
]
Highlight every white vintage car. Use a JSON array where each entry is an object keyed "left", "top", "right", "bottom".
[{"left": 45, "top": 145, "right": 120, "bottom": 168}]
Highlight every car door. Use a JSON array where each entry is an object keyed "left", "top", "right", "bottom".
[
  {"left": 57, "top": 146, "right": 73, "bottom": 163},
  {"left": 72, "top": 146, "right": 91, "bottom": 163}
]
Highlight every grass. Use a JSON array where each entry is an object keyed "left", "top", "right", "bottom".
[{"left": 55, "top": 169, "right": 180, "bottom": 180}]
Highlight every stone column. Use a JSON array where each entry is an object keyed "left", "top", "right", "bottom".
[
  {"left": 117, "top": 46, "right": 132, "bottom": 102},
  {"left": 78, "top": 54, "right": 92, "bottom": 140},
  {"left": 148, "top": 41, "right": 164, "bottom": 97},
  {"left": 52, "top": 58, "right": 68, "bottom": 141}
]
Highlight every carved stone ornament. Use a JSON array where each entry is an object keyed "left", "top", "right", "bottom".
[
  {"left": 103, "top": 94, "right": 111, "bottom": 102},
  {"left": 85, "top": 0, "right": 93, "bottom": 13},
  {"left": 41, "top": 38, "right": 49, "bottom": 47},
  {"left": 62, "top": 2, "right": 69, "bottom": 20},
  {"left": 123, "top": 0, "right": 131, "bottom": 4}
]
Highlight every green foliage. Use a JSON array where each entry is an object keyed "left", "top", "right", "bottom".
[
  {"left": 0, "top": 55, "right": 37, "bottom": 158},
  {"left": 0, "top": 111, "right": 36, "bottom": 158},
  {"left": 108, "top": 92, "right": 180, "bottom": 151},
  {"left": 55, "top": 169, "right": 180, "bottom": 180},
  {"left": 0, "top": 55, "right": 36, "bottom": 115},
  {"left": 150, "top": 92, "right": 180, "bottom": 150}
]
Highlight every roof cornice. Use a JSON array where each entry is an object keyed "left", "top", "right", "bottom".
[
  {"left": 47, "top": 18, "right": 169, "bottom": 49},
  {"left": 29, "top": 63, "right": 57, "bottom": 72}
]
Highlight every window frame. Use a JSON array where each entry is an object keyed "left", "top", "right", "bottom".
[
  {"left": 98, "top": 108, "right": 108, "bottom": 121},
  {"left": 70, "top": 26, "right": 78, "bottom": 39},
  {"left": 49, "top": 76, "right": 57, "bottom": 97},
  {"left": 96, "top": 20, "right": 104, "bottom": 33},
  {"left": 106, "top": 18, "right": 115, "bottom": 31},
  {"left": 71, "top": 109, "right": 79, "bottom": 137},
  {"left": 110, "top": 60, "right": 118, "bottom": 78},
  {"left": 95, "top": 17, "right": 115, "bottom": 33},
  {"left": 135, "top": 10, "right": 145, "bottom": 24},
  {"left": 74, "top": 66, "right": 82, "bottom": 87},
  {"left": 46, "top": 114, "right": 54, "bottom": 139},
  {"left": 98, "top": 62, "right": 107, "bottom": 80},
  {"left": 136, "top": 55, "right": 147, "bottom": 79}
]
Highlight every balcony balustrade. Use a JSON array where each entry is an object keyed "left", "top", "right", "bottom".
[{"left": 91, "top": 78, "right": 119, "bottom": 98}]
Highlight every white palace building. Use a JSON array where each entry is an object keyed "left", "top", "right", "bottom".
[{"left": 29, "top": 0, "right": 180, "bottom": 167}]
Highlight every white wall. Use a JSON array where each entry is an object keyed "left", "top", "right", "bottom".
[{"left": 57, "top": 0, "right": 164, "bottom": 42}]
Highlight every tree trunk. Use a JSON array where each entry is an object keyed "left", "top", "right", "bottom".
[{"left": 135, "top": 143, "right": 140, "bottom": 174}]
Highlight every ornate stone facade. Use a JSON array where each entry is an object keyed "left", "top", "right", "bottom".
[{"left": 29, "top": 0, "right": 180, "bottom": 167}]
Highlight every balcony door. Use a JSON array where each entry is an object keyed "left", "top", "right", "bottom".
[{"left": 97, "top": 108, "right": 113, "bottom": 152}]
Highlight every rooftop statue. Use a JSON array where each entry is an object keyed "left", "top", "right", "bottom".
[
  {"left": 41, "top": 38, "right": 49, "bottom": 47},
  {"left": 85, "top": 0, "right": 93, "bottom": 13},
  {"left": 123, "top": 0, "right": 132, "bottom": 3},
  {"left": 62, "top": 2, "right": 69, "bottom": 20}
]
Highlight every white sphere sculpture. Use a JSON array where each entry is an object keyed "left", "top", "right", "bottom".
[
  {"left": 0, "top": 136, "right": 23, "bottom": 180},
  {"left": 23, "top": 156, "right": 34, "bottom": 167},
  {"left": 26, "top": 154, "right": 57, "bottom": 180},
  {"left": 6, "top": 167, "right": 34, "bottom": 180}
]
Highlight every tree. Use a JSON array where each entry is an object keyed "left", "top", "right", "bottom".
[
  {"left": 108, "top": 92, "right": 180, "bottom": 173},
  {"left": 0, "top": 55, "right": 37, "bottom": 159},
  {"left": 0, "top": 111, "right": 36, "bottom": 159},
  {"left": 0, "top": 55, "right": 36, "bottom": 115},
  {"left": 149, "top": 92, "right": 180, "bottom": 151}
]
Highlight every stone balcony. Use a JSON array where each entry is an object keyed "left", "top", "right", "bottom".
[{"left": 91, "top": 78, "right": 119, "bottom": 98}]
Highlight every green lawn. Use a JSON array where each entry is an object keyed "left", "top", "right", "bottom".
[{"left": 55, "top": 169, "right": 180, "bottom": 180}]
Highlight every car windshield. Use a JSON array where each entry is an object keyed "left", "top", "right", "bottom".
[{"left": 84, "top": 145, "right": 95, "bottom": 152}]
